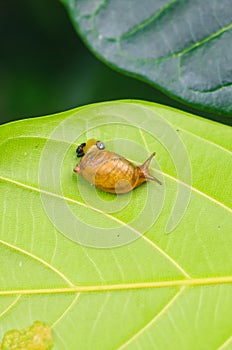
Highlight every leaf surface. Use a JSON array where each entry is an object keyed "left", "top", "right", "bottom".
[
  {"left": 0, "top": 100, "right": 232, "bottom": 349},
  {"left": 62, "top": 0, "right": 232, "bottom": 117}
]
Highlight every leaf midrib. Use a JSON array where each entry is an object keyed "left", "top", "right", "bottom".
[{"left": 1, "top": 275, "right": 232, "bottom": 296}]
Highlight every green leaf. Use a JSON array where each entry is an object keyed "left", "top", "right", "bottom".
[
  {"left": 0, "top": 100, "right": 231, "bottom": 349},
  {"left": 62, "top": 0, "right": 232, "bottom": 117}
]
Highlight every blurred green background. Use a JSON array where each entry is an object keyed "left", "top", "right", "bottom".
[{"left": 0, "top": 1, "right": 229, "bottom": 125}]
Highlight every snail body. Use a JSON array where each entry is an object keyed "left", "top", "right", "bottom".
[{"left": 74, "top": 139, "right": 161, "bottom": 194}]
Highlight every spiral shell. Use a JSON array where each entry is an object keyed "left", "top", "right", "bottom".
[{"left": 74, "top": 139, "right": 162, "bottom": 194}]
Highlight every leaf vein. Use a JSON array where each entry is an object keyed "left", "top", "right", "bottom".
[
  {"left": 176, "top": 126, "right": 232, "bottom": 155},
  {"left": 117, "top": 287, "right": 185, "bottom": 350},
  {"left": 0, "top": 239, "right": 74, "bottom": 287},
  {"left": 52, "top": 293, "right": 81, "bottom": 328},
  {"left": 0, "top": 295, "right": 21, "bottom": 318},
  {"left": 0, "top": 175, "right": 190, "bottom": 278},
  {"left": 118, "top": 0, "right": 176, "bottom": 40},
  {"left": 218, "top": 335, "right": 232, "bottom": 350}
]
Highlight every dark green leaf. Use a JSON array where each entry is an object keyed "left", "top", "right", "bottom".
[{"left": 62, "top": 0, "right": 232, "bottom": 117}]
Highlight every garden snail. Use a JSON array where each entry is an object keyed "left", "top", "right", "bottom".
[{"left": 74, "top": 139, "right": 162, "bottom": 194}]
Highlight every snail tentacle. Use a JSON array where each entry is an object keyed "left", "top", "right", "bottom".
[{"left": 139, "top": 152, "right": 162, "bottom": 185}]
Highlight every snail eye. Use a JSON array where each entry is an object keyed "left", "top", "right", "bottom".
[
  {"left": 76, "top": 143, "right": 86, "bottom": 157},
  {"left": 96, "top": 141, "right": 105, "bottom": 150}
]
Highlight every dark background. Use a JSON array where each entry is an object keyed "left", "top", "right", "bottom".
[{"left": 0, "top": 1, "right": 228, "bottom": 125}]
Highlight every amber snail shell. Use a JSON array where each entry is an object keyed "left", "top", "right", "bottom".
[{"left": 74, "top": 139, "right": 162, "bottom": 194}]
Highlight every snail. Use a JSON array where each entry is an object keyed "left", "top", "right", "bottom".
[{"left": 74, "top": 139, "right": 162, "bottom": 194}]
